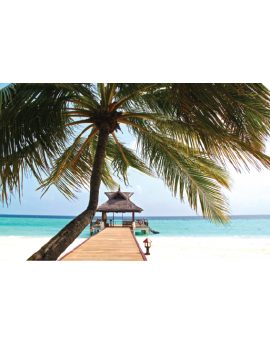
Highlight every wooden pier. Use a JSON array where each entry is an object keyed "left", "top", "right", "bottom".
[{"left": 59, "top": 227, "right": 146, "bottom": 261}]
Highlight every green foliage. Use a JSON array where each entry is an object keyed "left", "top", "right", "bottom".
[
  {"left": 38, "top": 136, "right": 117, "bottom": 200},
  {"left": 2, "top": 83, "right": 270, "bottom": 223}
]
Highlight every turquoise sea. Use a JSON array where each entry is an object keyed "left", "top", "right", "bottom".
[{"left": 0, "top": 215, "right": 270, "bottom": 239}]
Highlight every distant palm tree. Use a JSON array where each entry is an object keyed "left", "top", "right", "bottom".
[{"left": 1, "top": 83, "right": 270, "bottom": 260}]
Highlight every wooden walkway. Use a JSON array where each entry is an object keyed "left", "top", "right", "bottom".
[{"left": 59, "top": 227, "right": 146, "bottom": 261}]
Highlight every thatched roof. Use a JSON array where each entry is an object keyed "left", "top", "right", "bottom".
[
  {"left": 105, "top": 191, "right": 133, "bottom": 200},
  {"left": 97, "top": 188, "right": 143, "bottom": 213}
]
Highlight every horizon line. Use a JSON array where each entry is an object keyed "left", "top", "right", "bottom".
[{"left": 1, "top": 214, "right": 270, "bottom": 218}]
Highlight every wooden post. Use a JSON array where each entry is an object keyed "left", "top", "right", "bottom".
[
  {"left": 113, "top": 212, "right": 114, "bottom": 227},
  {"left": 132, "top": 212, "right": 135, "bottom": 222},
  {"left": 104, "top": 212, "right": 107, "bottom": 226}
]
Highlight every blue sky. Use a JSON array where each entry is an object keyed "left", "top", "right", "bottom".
[{"left": 1, "top": 83, "right": 270, "bottom": 216}]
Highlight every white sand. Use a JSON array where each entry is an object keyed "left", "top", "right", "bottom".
[
  {"left": 1, "top": 235, "right": 270, "bottom": 261},
  {"left": 0, "top": 236, "right": 86, "bottom": 261},
  {"left": 136, "top": 236, "right": 270, "bottom": 261}
]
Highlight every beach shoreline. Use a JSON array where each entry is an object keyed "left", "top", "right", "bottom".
[{"left": 1, "top": 235, "right": 270, "bottom": 261}]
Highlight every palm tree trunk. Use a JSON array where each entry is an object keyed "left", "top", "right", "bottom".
[{"left": 27, "top": 122, "right": 111, "bottom": 261}]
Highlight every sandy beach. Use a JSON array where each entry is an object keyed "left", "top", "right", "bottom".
[
  {"left": 137, "top": 237, "right": 270, "bottom": 261},
  {"left": 1, "top": 235, "right": 270, "bottom": 261},
  {"left": 0, "top": 236, "right": 87, "bottom": 261}
]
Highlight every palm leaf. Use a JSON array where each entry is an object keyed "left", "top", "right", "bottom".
[
  {"left": 38, "top": 137, "right": 117, "bottom": 200},
  {"left": 106, "top": 135, "right": 155, "bottom": 185},
  {"left": 3, "top": 83, "right": 270, "bottom": 225},
  {"left": 133, "top": 127, "right": 230, "bottom": 222}
]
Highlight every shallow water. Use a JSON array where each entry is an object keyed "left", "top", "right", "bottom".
[{"left": 1, "top": 215, "right": 270, "bottom": 239}]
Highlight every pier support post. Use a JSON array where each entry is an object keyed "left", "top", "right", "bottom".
[{"left": 132, "top": 222, "right": 136, "bottom": 236}]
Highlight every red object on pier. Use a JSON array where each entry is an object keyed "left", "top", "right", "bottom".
[
  {"left": 143, "top": 238, "right": 152, "bottom": 255},
  {"left": 90, "top": 227, "right": 94, "bottom": 236}
]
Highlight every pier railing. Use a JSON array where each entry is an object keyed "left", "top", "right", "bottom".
[{"left": 91, "top": 219, "right": 149, "bottom": 227}]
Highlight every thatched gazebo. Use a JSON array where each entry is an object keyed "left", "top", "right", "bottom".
[{"left": 96, "top": 186, "right": 143, "bottom": 227}]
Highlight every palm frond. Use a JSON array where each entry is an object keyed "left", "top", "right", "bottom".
[
  {"left": 105, "top": 135, "right": 155, "bottom": 185},
  {"left": 142, "top": 135, "right": 229, "bottom": 222},
  {"left": 0, "top": 83, "right": 17, "bottom": 112},
  {"left": 120, "top": 117, "right": 231, "bottom": 222},
  {"left": 3, "top": 83, "right": 270, "bottom": 225},
  {"left": 38, "top": 137, "right": 117, "bottom": 200}
]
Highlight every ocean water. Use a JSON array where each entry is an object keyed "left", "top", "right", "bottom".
[{"left": 0, "top": 215, "right": 270, "bottom": 239}]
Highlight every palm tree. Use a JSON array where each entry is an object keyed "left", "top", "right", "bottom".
[{"left": 1, "top": 83, "right": 270, "bottom": 260}]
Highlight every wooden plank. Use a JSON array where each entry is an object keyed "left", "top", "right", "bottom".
[
  {"left": 59, "top": 227, "right": 145, "bottom": 261},
  {"left": 68, "top": 257, "right": 143, "bottom": 260},
  {"left": 64, "top": 254, "right": 142, "bottom": 258},
  {"left": 75, "top": 247, "right": 140, "bottom": 251},
  {"left": 62, "top": 258, "right": 143, "bottom": 260}
]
